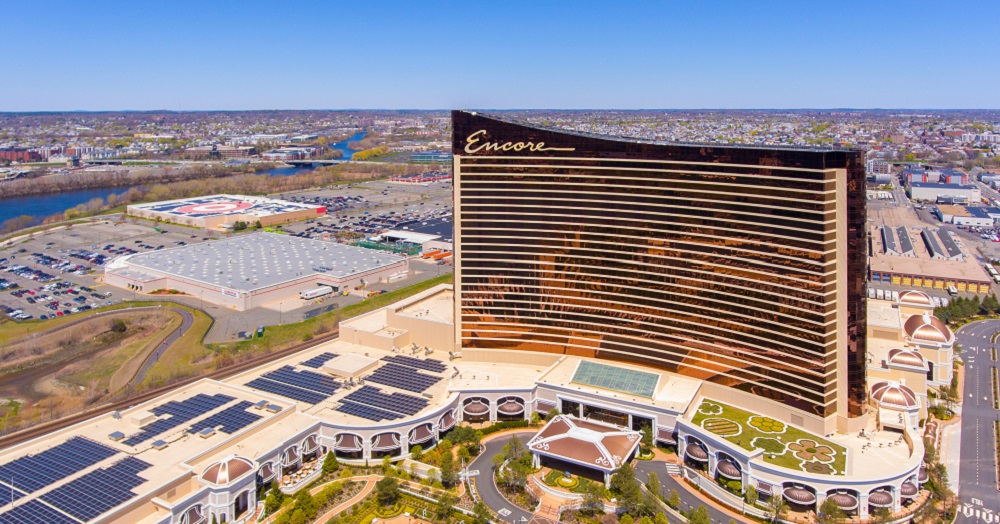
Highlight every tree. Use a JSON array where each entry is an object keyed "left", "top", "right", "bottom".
[
  {"left": 375, "top": 476, "right": 399, "bottom": 506},
  {"left": 609, "top": 463, "right": 643, "bottom": 515},
  {"left": 816, "top": 497, "right": 844, "bottom": 524},
  {"left": 582, "top": 480, "right": 605, "bottom": 514},
  {"left": 744, "top": 484, "right": 758, "bottom": 506},
  {"left": 767, "top": 493, "right": 788, "bottom": 523},
  {"left": 688, "top": 506, "right": 711, "bottom": 524},
  {"left": 322, "top": 452, "right": 339, "bottom": 475},
  {"left": 619, "top": 515, "right": 635, "bottom": 524},
  {"left": 382, "top": 455, "right": 393, "bottom": 476},
  {"left": 667, "top": 489, "right": 681, "bottom": 509},
  {"left": 110, "top": 318, "right": 127, "bottom": 333},
  {"left": 472, "top": 501, "right": 492, "bottom": 524},
  {"left": 639, "top": 517, "right": 653, "bottom": 524},
  {"left": 435, "top": 492, "right": 458, "bottom": 520},
  {"left": 410, "top": 444, "right": 423, "bottom": 462},
  {"left": 646, "top": 471, "right": 661, "bottom": 497},
  {"left": 439, "top": 446, "right": 457, "bottom": 486},
  {"left": 868, "top": 507, "right": 892, "bottom": 524},
  {"left": 655, "top": 513, "right": 669, "bottom": 524},
  {"left": 546, "top": 408, "right": 560, "bottom": 420},
  {"left": 639, "top": 424, "right": 653, "bottom": 454},
  {"left": 294, "top": 488, "right": 317, "bottom": 519},
  {"left": 263, "top": 483, "right": 283, "bottom": 515}
]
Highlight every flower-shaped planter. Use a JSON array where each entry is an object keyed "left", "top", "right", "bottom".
[
  {"left": 747, "top": 416, "right": 786, "bottom": 434},
  {"left": 788, "top": 439, "right": 835, "bottom": 463}
]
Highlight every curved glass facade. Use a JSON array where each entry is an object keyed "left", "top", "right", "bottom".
[{"left": 452, "top": 111, "right": 867, "bottom": 418}]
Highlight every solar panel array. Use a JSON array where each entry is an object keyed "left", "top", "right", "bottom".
[
  {"left": 0, "top": 483, "right": 25, "bottom": 507},
  {"left": 382, "top": 355, "right": 448, "bottom": 373},
  {"left": 336, "top": 401, "right": 404, "bottom": 422},
  {"left": 0, "top": 436, "right": 118, "bottom": 494},
  {"left": 335, "top": 385, "right": 432, "bottom": 422},
  {"left": 301, "top": 352, "right": 338, "bottom": 369},
  {"left": 246, "top": 378, "right": 328, "bottom": 404},
  {"left": 39, "top": 456, "right": 152, "bottom": 522},
  {"left": 344, "top": 386, "right": 429, "bottom": 415},
  {"left": 188, "top": 401, "right": 261, "bottom": 435},
  {"left": 0, "top": 499, "right": 78, "bottom": 524},
  {"left": 366, "top": 363, "right": 441, "bottom": 393},
  {"left": 122, "top": 393, "right": 235, "bottom": 446},
  {"left": 245, "top": 365, "right": 340, "bottom": 404}
]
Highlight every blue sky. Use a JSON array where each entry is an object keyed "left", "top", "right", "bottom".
[{"left": 2, "top": 1, "right": 997, "bottom": 110}]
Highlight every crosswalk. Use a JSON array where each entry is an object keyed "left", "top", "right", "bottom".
[{"left": 664, "top": 463, "right": 682, "bottom": 476}]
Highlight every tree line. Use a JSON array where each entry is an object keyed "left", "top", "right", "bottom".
[{"left": 934, "top": 294, "right": 1000, "bottom": 324}]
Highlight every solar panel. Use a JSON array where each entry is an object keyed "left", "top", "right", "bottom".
[
  {"left": 245, "top": 378, "right": 329, "bottom": 404},
  {"left": 0, "top": 499, "right": 79, "bottom": 524},
  {"left": 366, "top": 363, "right": 441, "bottom": 393},
  {"left": 382, "top": 355, "right": 448, "bottom": 373},
  {"left": 335, "top": 401, "right": 403, "bottom": 422},
  {"left": 0, "top": 482, "right": 25, "bottom": 507},
  {"left": 122, "top": 393, "right": 235, "bottom": 446},
  {"left": 0, "top": 436, "right": 118, "bottom": 494},
  {"left": 343, "top": 385, "right": 429, "bottom": 416},
  {"left": 300, "top": 352, "right": 338, "bottom": 369},
  {"left": 39, "top": 456, "right": 151, "bottom": 522},
  {"left": 261, "top": 366, "right": 340, "bottom": 395},
  {"left": 187, "top": 401, "right": 262, "bottom": 435}
]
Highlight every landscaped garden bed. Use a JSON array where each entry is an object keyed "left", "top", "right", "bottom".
[{"left": 690, "top": 399, "right": 847, "bottom": 475}]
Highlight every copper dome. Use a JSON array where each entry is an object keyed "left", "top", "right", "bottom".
[
  {"left": 903, "top": 314, "right": 952, "bottom": 344},
  {"left": 201, "top": 455, "right": 255, "bottom": 485},
  {"left": 871, "top": 381, "right": 919, "bottom": 409},
  {"left": 783, "top": 486, "right": 816, "bottom": 505},
  {"left": 887, "top": 349, "right": 928, "bottom": 370},
  {"left": 900, "top": 481, "right": 919, "bottom": 497},
  {"left": 898, "top": 290, "right": 933, "bottom": 307},
  {"left": 827, "top": 492, "right": 859, "bottom": 511},
  {"left": 716, "top": 459, "right": 741, "bottom": 480},
  {"left": 868, "top": 490, "right": 893, "bottom": 507},
  {"left": 685, "top": 443, "right": 708, "bottom": 461}
]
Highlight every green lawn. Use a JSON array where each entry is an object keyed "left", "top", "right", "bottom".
[{"left": 690, "top": 399, "right": 847, "bottom": 475}]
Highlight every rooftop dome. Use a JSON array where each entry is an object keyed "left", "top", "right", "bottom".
[
  {"left": 903, "top": 313, "right": 953, "bottom": 344},
  {"left": 870, "top": 381, "right": 919, "bottom": 409},
  {"left": 887, "top": 348, "right": 928, "bottom": 370},
  {"left": 898, "top": 290, "right": 934, "bottom": 307},
  {"left": 201, "top": 455, "right": 255, "bottom": 485}
]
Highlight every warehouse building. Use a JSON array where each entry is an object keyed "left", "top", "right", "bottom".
[
  {"left": 908, "top": 182, "right": 980, "bottom": 204},
  {"left": 104, "top": 233, "right": 408, "bottom": 310},
  {"left": 127, "top": 195, "right": 326, "bottom": 230}
]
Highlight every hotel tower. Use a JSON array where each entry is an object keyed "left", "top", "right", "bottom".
[{"left": 452, "top": 111, "right": 868, "bottom": 430}]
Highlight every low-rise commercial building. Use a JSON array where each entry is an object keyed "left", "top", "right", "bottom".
[
  {"left": 104, "top": 233, "right": 408, "bottom": 310},
  {"left": 908, "top": 182, "right": 980, "bottom": 203}
]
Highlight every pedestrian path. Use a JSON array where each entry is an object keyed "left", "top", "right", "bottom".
[{"left": 663, "top": 462, "right": 682, "bottom": 476}]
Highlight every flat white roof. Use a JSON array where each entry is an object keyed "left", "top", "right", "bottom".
[{"left": 109, "top": 233, "right": 406, "bottom": 292}]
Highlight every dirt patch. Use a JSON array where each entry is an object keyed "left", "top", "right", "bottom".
[{"left": 0, "top": 310, "right": 181, "bottom": 434}]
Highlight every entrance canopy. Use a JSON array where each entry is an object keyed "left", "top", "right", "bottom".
[{"left": 527, "top": 415, "right": 641, "bottom": 473}]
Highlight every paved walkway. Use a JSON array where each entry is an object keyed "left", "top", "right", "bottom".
[{"left": 312, "top": 474, "right": 379, "bottom": 524}]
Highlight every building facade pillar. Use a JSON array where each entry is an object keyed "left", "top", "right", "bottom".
[
  {"left": 604, "top": 472, "right": 611, "bottom": 489},
  {"left": 891, "top": 487, "right": 901, "bottom": 513},
  {"left": 858, "top": 493, "right": 869, "bottom": 519},
  {"left": 362, "top": 439, "right": 372, "bottom": 462},
  {"left": 489, "top": 400, "right": 497, "bottom": 423},
  {"left": 400, "top": 436, "right": 409, "bottom": 456}
]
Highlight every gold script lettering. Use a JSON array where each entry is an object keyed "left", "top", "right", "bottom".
[{"left": 464, "top": 130, "right": 575, "bottom": 154}]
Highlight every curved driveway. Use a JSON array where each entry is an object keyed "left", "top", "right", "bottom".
[
  {"left": 469, "top": 433, "right": 536, "bottom": 524},
  {"left": 635, "top": 461, "right": 749, "bottom": 524},
  {"left": 470, "top": 431, "right": 746, "bottom": 524},
  {"left": 954, "top": 320, "right": 1000, "bottom": 523}
]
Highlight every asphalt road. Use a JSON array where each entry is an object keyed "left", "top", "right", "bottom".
[
  {"left": 469, "top": 433, "right": 536, "bottom": 524},
  {"left": 131, "top": 307, "right": 194, "bottom": 386},
  {"left": 954, "top": 320, "right": 1000, "bottom": 524},
  {"left": 635, "top": 461, "right": 749, "bottom": 524}
]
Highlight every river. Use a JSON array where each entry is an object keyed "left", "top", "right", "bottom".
[{"left": 0, "top": 131, "right": 367, "bottom": 226}]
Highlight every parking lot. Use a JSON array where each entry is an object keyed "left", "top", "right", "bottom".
[
  {"left": 0, "top": 219, "right": 221, "bottom": 321},
  {"left": 278, "top": 179, "right": 454, "bottom": 242},
  {"left": 0, "top": 178, "right": 456, "bottom": 337}
]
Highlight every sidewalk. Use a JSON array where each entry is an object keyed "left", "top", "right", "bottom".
[{"left": 940, "top": 420, "right": 963, "bottom": 493}]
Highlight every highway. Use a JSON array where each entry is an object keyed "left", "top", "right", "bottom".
[{"left": 954, "top": 320, "right": 1000, "bottom": 524}]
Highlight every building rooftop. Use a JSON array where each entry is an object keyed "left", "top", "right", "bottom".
[
  {"left": 910, "top": 182, "right": 976, "bottom": 189},
  {"left": 108, "top": 233, "right": 406, "bottom": 292},
  {"left": 129, "top": 194, "right": 321, "bottom": 219}
]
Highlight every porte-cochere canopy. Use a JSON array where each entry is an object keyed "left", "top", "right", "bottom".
[{"left": 527, "top": 415, "right": 641, "bottom": 473}]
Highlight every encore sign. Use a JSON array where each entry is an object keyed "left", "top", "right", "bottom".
[{"left": 464, "top": 129, "right": 575, "bottom": 154}]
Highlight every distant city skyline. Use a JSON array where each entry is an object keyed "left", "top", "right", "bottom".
[{"left": 2, "top": 0, "right": 998, "bottom": 111}]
